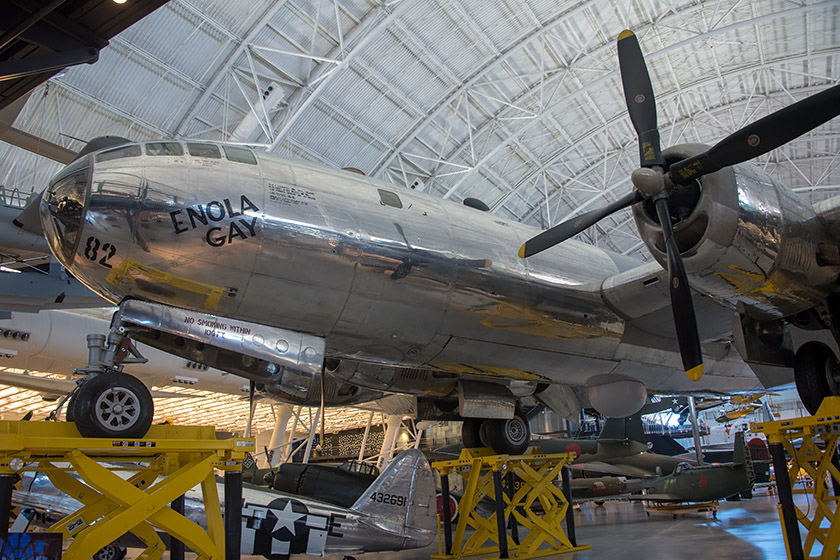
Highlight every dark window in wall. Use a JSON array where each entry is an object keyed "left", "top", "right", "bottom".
[
  {"left": 145, "top": 142, "right": 183, "bottom": 156},
  {"left": 223, "top": 145, "right": 257, "bottom": 165},
  {"left": 95, "top": 144, "right": 141, "bottom": 163},
  {"left": 378, "top": 189, "right": 403, "bottom": 209},
  {"left": 187, "top": 143, "right": 222, "bottom": 158}
]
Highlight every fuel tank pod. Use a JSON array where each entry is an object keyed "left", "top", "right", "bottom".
[{"left": 633, "top": 144, "right": 839, "bottom": 320}]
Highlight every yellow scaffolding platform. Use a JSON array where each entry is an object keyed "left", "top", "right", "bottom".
[
  {"left": 431, "top": 448, "right": 590, "bottom": 560},
  {"left": 0, "top": 420, "right": 254, "bottom": 560},
  {"left": 753, "top": 396, "right": 840, "bottom": 560}
]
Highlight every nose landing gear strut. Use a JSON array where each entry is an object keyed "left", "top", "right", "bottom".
[{"left": 64, "top": 324, "right": 154, "bottom": 439}]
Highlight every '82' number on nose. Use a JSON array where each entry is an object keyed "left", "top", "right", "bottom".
[{"left": 84, "top": 236, "right": 116, "bottom": 268}]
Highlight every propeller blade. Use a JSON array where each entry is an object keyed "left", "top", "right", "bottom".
[
  {"left": 654, "top": 197, "right": 703, "bottom": 381},
  {"left": 246, "top": 379, "right": 256, "bottom": 438},
  {"left": 669, "top": 83, "right": 840, "bottom": 185},
  {"left": 519, "top": 190, "right": 642, "bottom": 258},
  {"left": 617, "top": 30, "right": 665, "bottom": 169}
]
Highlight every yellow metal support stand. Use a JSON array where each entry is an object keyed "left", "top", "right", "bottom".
[
  {"left": 431, "top": 448, "right": 590, "bottom": 559},
  {"left": 0, "top": 420, "right": 254, "bottom": 560},
  {"left": 753, "top": 397, "right": 840, "bottom": 560}
]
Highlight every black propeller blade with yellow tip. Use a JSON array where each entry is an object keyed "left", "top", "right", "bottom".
[
  {"left": 617, "top": 29, "right": 703, "bottom": 381},
  {"left": 667, "top": 82, "right": 840, "bottom": 185},
  {"left": 616, "top": 29, "right": 665, "bottom": 169},
  {"left": 518, "top": 190, "right": 641, "bottom": 258}
]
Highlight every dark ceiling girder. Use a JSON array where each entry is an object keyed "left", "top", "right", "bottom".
[
  {"left": 0, "top": 0, "right": 67, "bottom": 52},
  {"left": 0, "top": 47, "right": 99, "bottom": 81},
  {"left": 0, "top": 0, "right": 170, "bottom": 112}
]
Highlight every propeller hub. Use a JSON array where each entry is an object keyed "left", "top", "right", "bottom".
[{"left": 631, "top": 167, "right": 666, "bottom": 197}]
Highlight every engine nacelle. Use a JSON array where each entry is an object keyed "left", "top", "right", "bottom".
[{"left": 634, "top": 144, "right": 839, "bottom": 320}]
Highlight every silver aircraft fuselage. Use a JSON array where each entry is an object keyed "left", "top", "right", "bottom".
[{"left": 40, "top": 141, "right": 760, "bottom": 394}]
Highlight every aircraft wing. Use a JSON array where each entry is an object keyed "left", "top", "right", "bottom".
[
  {"left": 0, "top": 270, "right": 108, "bottom": 312},
  {"left": 623, "top": 493, "right": 685, "bottom": 502},
  {"left": 0, "top": 370, "right": 198, "bottom": 399},
  {"left": 573, "top": 493, "right": 685, "bottom": 503},
  {"left": 569, "top": 461, "right": 657, "bottom": 479}
]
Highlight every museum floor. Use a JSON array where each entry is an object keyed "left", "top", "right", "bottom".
[
  {"left": 353, "top": 488, "right": 791, "bottom": 560},
  {"left": 135, "top": 487, "right": 792, "bottom": 560},
  {"left": 352, "top": 490, "right": 786, "bottom": 560}
]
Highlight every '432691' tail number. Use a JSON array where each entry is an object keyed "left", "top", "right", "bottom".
[{"left": 370, "top": 492, "right": 406, "bottom": 507}]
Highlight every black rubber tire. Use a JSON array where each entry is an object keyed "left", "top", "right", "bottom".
[
  {"left": 795, "top": 343, "right": 839, "bottom": 415},
  {"left": 485, "top": 411, "right": 531, "bottom": 455},
  {"left": 65, "top": 392, "right": 77, "bottom": 423},
  {"left": 73, "top": 374, "right": 154, "bottom": 439},
  {"left": 479, "top": 419, "right": 494, "bottom": 448},
  {"left": 93, "top": 545, "right": 126, "bottom": 560},
  {"left": 462, "top": 418, "right": 485, "bottom": 449}
]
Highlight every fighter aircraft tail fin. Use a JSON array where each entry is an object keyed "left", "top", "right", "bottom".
[
  {"left": 351, "top": 449, "right": 437, "bottom": 546},
  {"left": 599, "top": 413, "right": 645, "bottom": 444},
  {"left": 733, "top": 430, "right": 746, "bottom": 464},
  {"left": 732, "top": 431, "right": 756, "bottom": 490}
]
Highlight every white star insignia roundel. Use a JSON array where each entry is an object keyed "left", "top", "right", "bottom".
[{"left": 270, "top": 500, "right": 305, "bottom": 536}]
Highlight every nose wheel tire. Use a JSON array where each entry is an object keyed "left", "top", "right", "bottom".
[
  {"left": 73, "top": 373, "right": 154, "bottom": 439},
  {"left": 795, "top": 343, "right": 840, "bottom": 415},
  {"left": 65, "top": 392, "right": 77, "bottom": 423}
]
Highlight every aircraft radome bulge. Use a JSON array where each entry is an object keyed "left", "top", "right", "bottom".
[{"left": 586, "top": 373, "right": 646, "bottom": 418}]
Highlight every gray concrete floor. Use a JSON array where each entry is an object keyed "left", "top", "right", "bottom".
[
  {"left": 133, "top": 488, "right": 794, "bottom": 559},
  {"left": 333, "top": 488, "right": 791, "bottom": 560}
]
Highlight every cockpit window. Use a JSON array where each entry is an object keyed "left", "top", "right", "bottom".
[
  {"left": 145, "top": 142, "right": 183, "bottom": 156},
  {"left": 95, "top": 144, "right": 141, "bottom": 163},
  {"left": 378, "top": 189, "right": 403, "bottom": 209},
  {"left": 44, "top": 166, "right": 90, "bottom": 262},
  {"left": 187, "top": 143, "right": 222, "bottom": 158},
  {"left": 674, "top": 462, "right": 691, "bottom": 475},
  {"left": 223, "top": 145, "right": 257, "bottom": 165}
]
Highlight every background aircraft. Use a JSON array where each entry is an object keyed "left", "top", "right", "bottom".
[
  {"left": 570, "top": 432, "right": 754, "bottom": 504},
  {"left": 437, "top": 414, "right": 689, "bottom": 477},
  {"left": 3, "top": 28, "right": 840, "bottom": 454},
  {"left": 13, "top": 449, "right": 437, "bottom": 559}
]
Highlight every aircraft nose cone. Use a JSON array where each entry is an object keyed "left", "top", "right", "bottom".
[{"left": 41, "top": 157, "right": 92, "bottom": 266}]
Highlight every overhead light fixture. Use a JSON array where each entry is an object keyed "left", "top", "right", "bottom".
[{"left": 113, "top": 0, "right": 127, "bottom": 4}]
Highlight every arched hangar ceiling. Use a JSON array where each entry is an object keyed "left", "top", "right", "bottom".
[{"left": 1, "top": 0, "right": 838, "bottom": 262}]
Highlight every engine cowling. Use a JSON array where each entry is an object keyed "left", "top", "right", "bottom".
[{"left": 634, "top": 144, "right": 840, "bottom": 320}]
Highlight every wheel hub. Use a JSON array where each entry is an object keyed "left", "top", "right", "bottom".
[
  {"left": 825, "top": 356, "right": 840, "bottom": 396},
  {"left": 96, "top": 387, "right": 140, "bottom": 430},
  {"left": 506, "top": 418, "right": 526, "bottom": 444}
]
